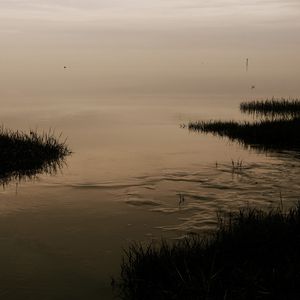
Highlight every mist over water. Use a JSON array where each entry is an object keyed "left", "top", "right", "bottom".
[
  {"left": 1, "top": 0, "right": 300, "bottom": 99},
  {"left": 0, "top": 0, "right": 300, "bottom": 299}
]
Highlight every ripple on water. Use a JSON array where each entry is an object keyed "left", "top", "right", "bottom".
[
  {"left": 48, "top": 156, "right": 300, "bottom": 237},
  {"left": 125, "top": 199, "right": 161, "bottom": 207},
  {"left": 118, "top": 157, "right": 300, "bottom": 235}
]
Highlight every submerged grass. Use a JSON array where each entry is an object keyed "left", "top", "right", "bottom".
[
  {"left": 0, "top": 128, "right": 71, "bottom": 183},
  {"left": 240, "top": 98, "right": 300, "bottom": 119},
  {"left": 115, "top": 203, "right": 300, "bottom": 300}
]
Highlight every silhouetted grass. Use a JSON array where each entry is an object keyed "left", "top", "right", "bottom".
[
  {"left": 115, "top": 203, "right": 300, "bottom": 300},
  {"left": 0, "top": 128, "right": 71, "bottom": 184},
  {"left": 188, "top": 118, "right": 300, "bottom": 152},
  {"left": 240, "top": 98, "right": 300, "bottom": 119}
]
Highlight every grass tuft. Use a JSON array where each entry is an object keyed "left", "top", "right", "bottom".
[
  {"left": 114, "top": 203, "right": 300, "bottom": 300},
  {"left": 0, "top": 127, "right": 71, "bottom": 184},
  {"left": 188, "top": 118, "right": 300, "bottom": 152}
]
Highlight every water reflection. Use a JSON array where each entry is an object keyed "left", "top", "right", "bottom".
[{"left": 0, "top": 159, "right": 68, "bottom": 186}]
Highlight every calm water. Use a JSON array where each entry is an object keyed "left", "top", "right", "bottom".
[{"left": 1, "top": 1, "right": 300, "bottom": 299}]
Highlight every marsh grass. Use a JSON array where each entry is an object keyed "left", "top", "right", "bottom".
[
  {"left": 188, "top": 118, "right": 300, "bottom": 152},
  {"left": 240, "top": 98, "right": 300, "bottom": 119},
  {"left": 188, "top": 98, "right": 300, "bottom": 152},
  {"left": 115, "top": 203, "right": 300, "bottom": 300},
  {"left": 0, "top": 128, "right": 71, "bottom": 184}
]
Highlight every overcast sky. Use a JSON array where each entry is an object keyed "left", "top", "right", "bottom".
[
  {"left": 1, "top": 0, "right": 300, "bottom": 24},
  {"left": 1, "top": 0, "right": 299, "bottom": 98}
]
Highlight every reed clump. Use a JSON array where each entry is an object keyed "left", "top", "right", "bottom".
[
  {"left": 188, "top": 98, "right": 300, "bottom": 152},
  {"left": 188, "top": 118, "right": 300, "bottom": 151},
  {"left": 240, "top": 98, "right": 300, "bottom": 119},
  {"left": 115, "top": 203, "right": 300, "bottom": 300},
  {"left": 0, "top": 128, "right": 71, "bottom": 183}
]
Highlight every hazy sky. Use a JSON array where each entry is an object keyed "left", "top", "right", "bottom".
[
  {"left": 1, "top": 0, "right": 300, "bottom": 24},
  {"left": 1, "top": 0, "right": 300, "bottom": 98}
]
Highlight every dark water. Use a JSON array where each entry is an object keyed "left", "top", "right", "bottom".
[{"left": 0, "top": 97, "right": 300, "bottom": 299}]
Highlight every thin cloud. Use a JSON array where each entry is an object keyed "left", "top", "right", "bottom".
[{"left": 0, "top": 0, "right": 299, "bottom": 26}]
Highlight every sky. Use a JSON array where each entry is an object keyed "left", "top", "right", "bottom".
[
  {"left": 1, "top": 0, "right": 300, "bottom": 25},
  {"left": 0, "top": 0, "right": 300, "bottom": 98}
]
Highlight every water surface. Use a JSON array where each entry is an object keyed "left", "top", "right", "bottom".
[{"left": 1, "top": 1, "right": 300, "bottom": 298}]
